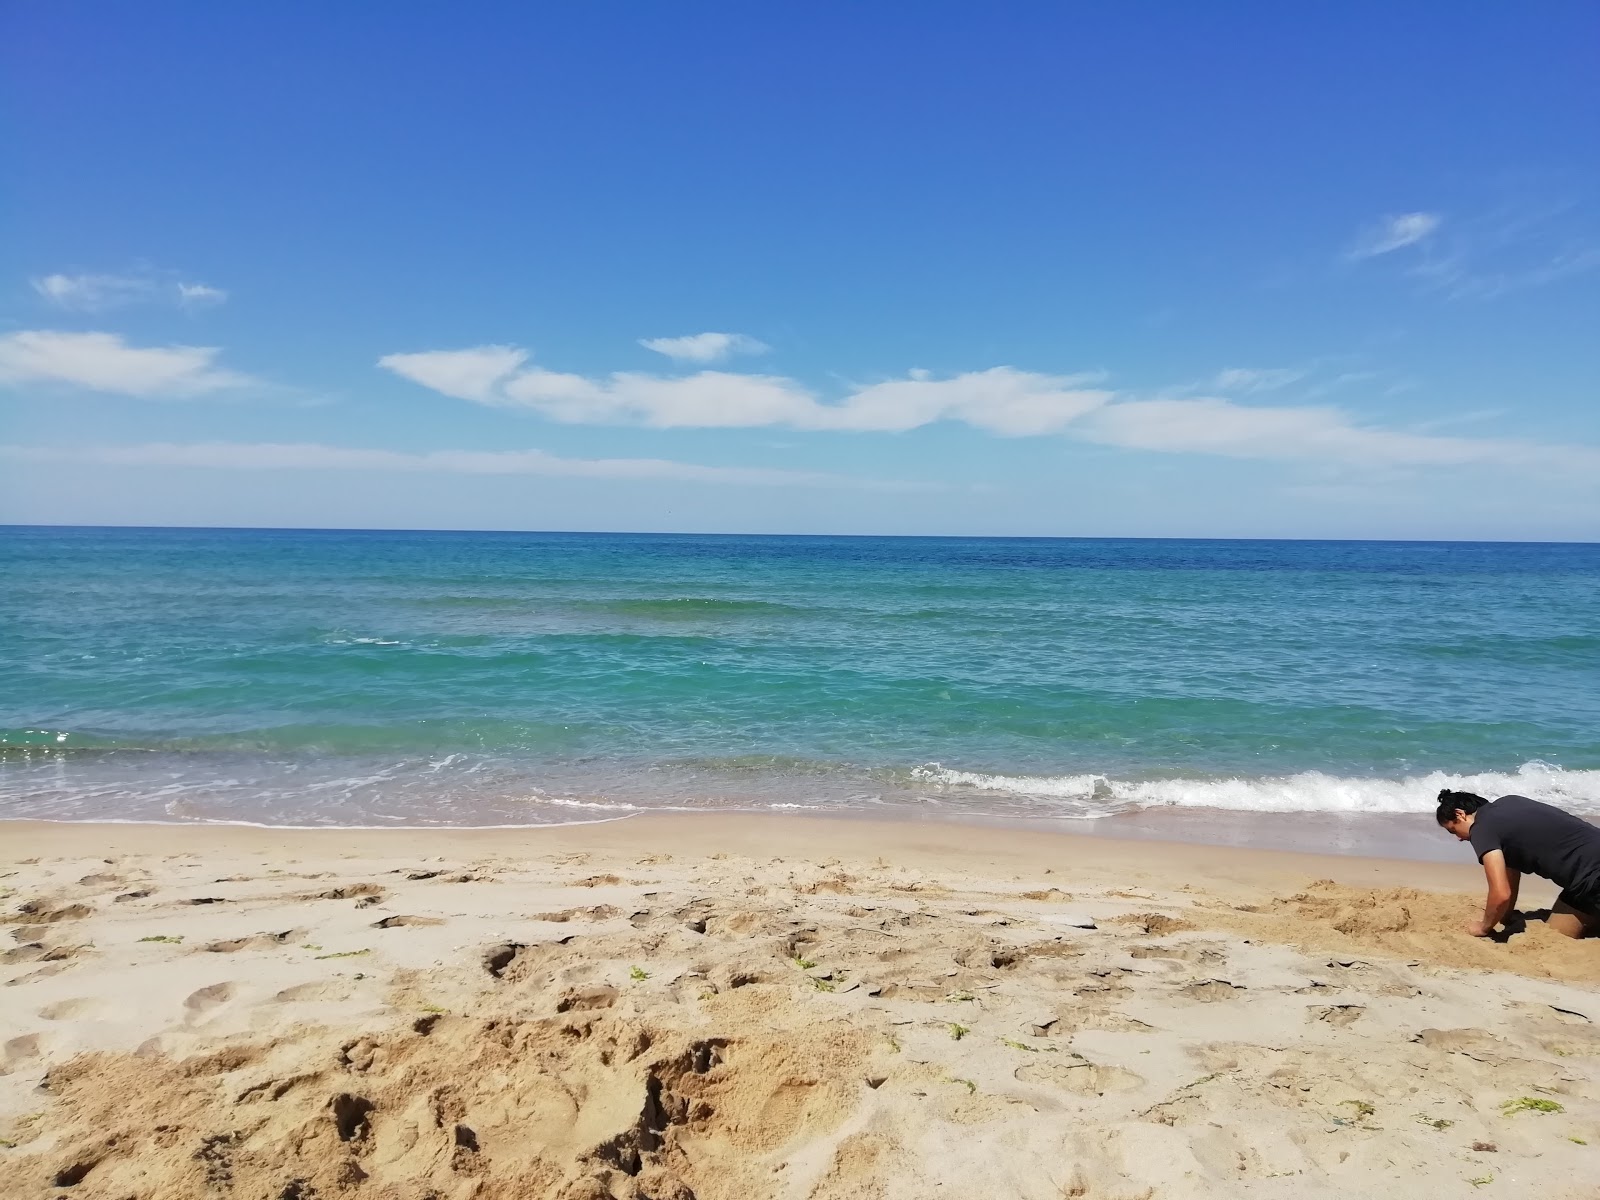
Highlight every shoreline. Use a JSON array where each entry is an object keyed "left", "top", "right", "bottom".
[
  {"left": 0, "top": 810, "right": 1486, "bottom": 886},
  {"left": 0, "top": 802, "right": 1473, "bottom": 865}
]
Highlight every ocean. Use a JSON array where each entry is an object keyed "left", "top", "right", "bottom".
[{"left": 4, "top": 527, "right": 1598, "bottom": 851}]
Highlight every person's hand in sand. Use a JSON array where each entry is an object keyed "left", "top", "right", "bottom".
[{"left": 1437, "top": 789, "right": 1600, "bottom": 940}]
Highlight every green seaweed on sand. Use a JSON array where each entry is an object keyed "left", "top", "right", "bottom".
[{"left": 1500, "top": 1097, "right": 1563, "bottom": 1116}]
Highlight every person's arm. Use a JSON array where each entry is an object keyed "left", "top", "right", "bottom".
[{"left": 1469, "top": 850, "right": 1516, "bottom": 936}]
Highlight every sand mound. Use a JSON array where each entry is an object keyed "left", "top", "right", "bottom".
[
  {"left": 1218, "top": 879, "right": 1599, "bottom": 981},
  {"left": 11, "top": 1007, "right": 869, "bottom": 1199}
]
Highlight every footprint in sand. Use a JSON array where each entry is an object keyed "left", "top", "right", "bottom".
[
  {"left": 204, "top": 928, "right": 306, "bottom": 953},
  {"left": 2, "top": 1032, "right": 54, "bottom": 1073},
  {"left": 1179, "top": 979, "right": 1247, "bottom": 1002},
  {"left": 1129, "top": 941, "right": 1227, "bottom": 967},
  {"left": 531, "top": 905, "right": 623, "bottom": 923},
  {"left": 1015, "top": 1058, "right": 1144, "bottom": 1095},
  {"left": 1308, "top": 1004, "right": 1366, "bottom": 1027},
  {"left": 184, "top": 982, "right": 239, "bottom": 1020},
  {"left": 1115, "top": 911, "right": 1194, "bottom": 936},
  {"left": 13, "top": 901, "right": 93, "bottom": 923},
  {"left": 371, "top": 915, "right": 445, "bottom": 928},
  {"left": 556, "top": 985, "right": 619, "bottom": 1012},
  {"left": 314, "top": 884, "right": 385, "bottom": 902},
  {"left": 1410, "top": 1027, "right": 1514, "bottom": 1061},
  {"left": 274, "top": 980, "right": 352, "bottom": 1003},
  {"left": 39, "top": 997, "right": 107, "bottom": 1021}
]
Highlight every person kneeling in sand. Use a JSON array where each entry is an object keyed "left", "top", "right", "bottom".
[{"left": 1437, "top": 789, "right": 1600, "bottom": 940}]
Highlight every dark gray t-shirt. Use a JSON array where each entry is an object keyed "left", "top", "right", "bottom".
[{"left": 1469, "top": 794, "right": 1600, "bottom": 897}]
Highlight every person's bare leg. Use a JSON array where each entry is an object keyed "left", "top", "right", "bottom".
[{"left": 1547, "top": 898, "right": 1599, "bottom": 939}]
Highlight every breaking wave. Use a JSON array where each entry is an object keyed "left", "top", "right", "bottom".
[{"left": 910, "top": 760, "right": 1600, "bottom": 817}]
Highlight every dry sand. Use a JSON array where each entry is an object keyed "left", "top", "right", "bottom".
[{"left": 2, "top": 813, "right": 1597, "bottom": 1199}]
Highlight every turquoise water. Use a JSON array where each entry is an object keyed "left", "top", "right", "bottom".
[{"left": 3, "top": 527, "right": 1598, "bottom": 827}]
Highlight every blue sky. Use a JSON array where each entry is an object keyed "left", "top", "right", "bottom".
[{"left": 2, "top": 3, "right": 1597, "bottom": 539}]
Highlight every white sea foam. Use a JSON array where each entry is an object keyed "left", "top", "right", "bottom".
[
  {"left": 539, "top": 796, "right": 646, "bottom": 812},
  {"left": 911, "top": 760, "right": 1600, "bottom": 817}
]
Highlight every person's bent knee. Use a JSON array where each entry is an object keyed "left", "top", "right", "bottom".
[{"left": 1549, "top": 899, "right": 1598, "bottom": 939}]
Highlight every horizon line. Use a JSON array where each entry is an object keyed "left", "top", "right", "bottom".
[{"left": 1, "top": 522, "right": 1596, "bottom": 547}]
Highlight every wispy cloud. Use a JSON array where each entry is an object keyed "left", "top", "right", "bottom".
[
  {"left": 1348, "top": 197, "right": 1600, "bottom": 299},
  {"left": 1209, "top": 367, "right": 1307, "bottom": 394},
  {"left": 0, "top": 441, "right": 933, "bottom": 491},
  {"left": 176, "top": 281, "right": 229, "bottom": 309},
  {"left": 1413, "top": 237, "right": 1600, "bottom": 300},
  {"left": 639, "top": 332, "right": 769, "bottom": 363},
  {"left": 1077, "top": 395, "right": 1600, "bottom": 475},
  {"left": 30, "top": 269, "right": 228, "bottom": 312},
  {"left": 0, "top": 330, "right": 253, "bottom": 398},
  {"left": 380, "top": 345, "right": 1111, "bottom": 435},
  {"left": 31, "top": 273, "right": 152, "bottom": 312},
  {"left": 1344, "top": 212, "right": 1441, "bottom": 260}
]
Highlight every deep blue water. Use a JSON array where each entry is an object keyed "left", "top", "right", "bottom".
[{"left": 2, "top": 527, "right": 1597, "bottom": 826}]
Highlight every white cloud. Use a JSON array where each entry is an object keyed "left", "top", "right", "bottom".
[
  {"left": 378, "top": 345, "right": 528, "bottom": 401},
  {"left": 31, "top": 273, "right": 154, "bottom": 312},
  {"left": 0, "top": 441, "right": 930, "bottom": 491},
  {"left": 0, "top": 330, "right": 251, "bottom": 398},
  {"left": 30, "top": 270, "right": 228, "bottom": 312},
  {"left": 639, "top": 332, "right": 769, "bottom": 363},
  {"left": 381, "top": 346, "right": 1112, "bottom": 434},
  {"left": 822, "top": 368, "right": 1108, "bottom": 435},
  {"left": 1076, "top": 395, "right": 1600, "bottom": 474},
  {"left": 1345, "top": 212, "right": 1441, "bottom": 259},
  {"left": 500, "top": 368, "right": 819, "bottom": 427},
  {"left": 177, "top": 281, "right": 229, "bottom": 308},
  {"left": 376, "top": 345, "right": 1600, "bottom": 480}
]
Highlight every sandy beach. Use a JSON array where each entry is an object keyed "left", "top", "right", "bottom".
[{"left": 3, "top": 814, "right": 1597, "bottom": 1199}]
